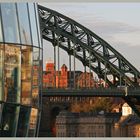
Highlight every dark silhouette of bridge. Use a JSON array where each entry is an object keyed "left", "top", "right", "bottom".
[
  {"left": 42, "top": 88, "right": 140, "bottom": 97},
  {"left": 38, "top": 5, "right": 140, "bottom": 136}
]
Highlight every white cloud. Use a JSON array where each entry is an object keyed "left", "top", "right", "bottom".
[
  {"left": 41, "top": 3, "right": 140, "bottom": 71},
  {"left": 110, "top": 31, "right": 140, "bottom": 47}
]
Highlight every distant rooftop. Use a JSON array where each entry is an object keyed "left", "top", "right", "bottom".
[{"left": 46, "top": 58, "right": 53, "bottom": 64}]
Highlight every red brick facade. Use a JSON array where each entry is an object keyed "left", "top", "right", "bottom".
[
  {"left": 43, "top": 62, "right": 96, "bottom": 89},
  {"left": 43, "top": 62, "right": 55, "bottom": 88},
  {"left": 43, "top": 62, "right": 68, "bottom": 88},
  {"left": 76, "top": 72, "right": 94, "bottom": 88}
]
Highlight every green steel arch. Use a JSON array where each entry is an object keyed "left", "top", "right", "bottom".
[{"left": 38, "top": 5, "right": 140, "bottom": 88}]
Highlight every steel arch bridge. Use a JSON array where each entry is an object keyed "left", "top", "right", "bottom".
[{"left": 38, "top": 5, "right": 140, "bottom": 116}]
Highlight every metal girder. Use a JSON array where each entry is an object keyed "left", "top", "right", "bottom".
[{"left": 38, "top": 5, "right": 140, "bottom": 87}]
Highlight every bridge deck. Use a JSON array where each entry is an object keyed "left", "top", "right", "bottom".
[{"left": 42, "top": 88, "right": 140, "bottom": 97}]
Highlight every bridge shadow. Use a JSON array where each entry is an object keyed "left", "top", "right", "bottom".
[
  {"left": 50, "top": 107, "right": 60, "bottom": 137},
  {"left": 39, "top": 98, "right": 70, "bottom": 137}
]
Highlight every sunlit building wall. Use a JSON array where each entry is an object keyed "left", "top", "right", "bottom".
[{"left": 0, "top": 3, "right": 42, "bottom": 137}]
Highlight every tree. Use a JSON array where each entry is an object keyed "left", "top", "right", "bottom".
[{"left": 90, "top": 97, "right": 113, "bottom": 112}]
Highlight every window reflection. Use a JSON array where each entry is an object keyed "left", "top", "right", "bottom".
[
  {"left": 28, "top": 3, "right": 39, "bottom": 47},
  {"left": 4, "top": 44, "right": 21, "bottom": 103},
  {"left": 0, "top": 103, "right": 3, "bottom": 127},
  {"left": 28, "top": 108, "right": 38, "bottom": 136},
  {"left": 21, "top": 46, "right": 32, "bottom": 105},
  {"left": 0, "top": 2, "right": 42, "bottom": 137},
  {"left": 34, "top": 4, "right": 42, "bottom": 48},
  {"left": 1, "top": 4, "right": 20, "bottom": 43},
  {"left": 32, "top": 47, "right": 40, "bottom": 107},
  {"left": 32, "top": 88, "right": 39, "bottom": 107},
  {"left": 0, "top": 104, "right": 20, "bottom": 137},
  {"left": 17, "top": 3, "right": 31, "bottom": 45},
  {"left": 0, "top": 14, "right": 3, "bottom": 42},
  {"left": 0, "top": 45, "right": 4, "bottom": 101},
  {"left": 16, "top": 106, "right": 31, "bottom": 137}
]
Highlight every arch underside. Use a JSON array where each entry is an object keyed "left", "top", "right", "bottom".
[{"left": 38, "top": 5, "right": 140, "bottom": 116}]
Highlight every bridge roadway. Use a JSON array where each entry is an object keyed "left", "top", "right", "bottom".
[{"left": 42, "top": 87, "right": 140, "bottom": 97}]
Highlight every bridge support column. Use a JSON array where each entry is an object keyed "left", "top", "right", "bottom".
[
  {"left": 73, "top": 44, "right": 76, "bottom": 89},
  {"left": 104, "top": 62, "right": 107, "bottom": 87},
  {"left": 69, "top": 54, "right": 71, "bottom": 88},
  {"left": 84, "top": 65, "right": 87, "bottom": 88},
  {"left": 57, "top": 36, "right": 60, "bottom": 88},
  {"left": 119, "top": 75, "right": 122, "bottom": 87},
  {"left": 89, "top": 51, "right": 91, "bottom": 88},
  {"left": 54, "top": 45, "right": 56, "bottom": 88}
]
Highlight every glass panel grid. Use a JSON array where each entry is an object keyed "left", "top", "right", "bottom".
[
  {"left": 4, "top": 44, "right": 21, "bottom": 103},
  {"left": 17, "top": 3, "right": 32, "bottom": 45},
  {"left": 28, "top": 3, "right": 39, "bottom": 47},
  {"left": 0, "top": 2, "right": 41, "bottom": 137},
  {"left": 1, "top": 3, "right": 20, "bottom": 43}
]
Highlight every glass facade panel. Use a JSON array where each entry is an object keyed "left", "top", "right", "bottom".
[
  {"left": 39, "top": 48, "right": 42, "bottom": 107},
  {"left": 0, "top": 45, "right": 4, "bottom": 101},
  {"left": 32, "top": 47, "right": 40, "bottom": 107},
  {"left": 0, "top": 11, "right": 3, "bottom": 42},
  {"left": 21, "top": 46, "right": 32, "bottom": 105},
  {"left": 16, "top": 106, "right": 31, "bottom": 137},
  {"left": 0, "top": 3, "right": 42, "bottom": 137},
  {"left": 34, "top": 4, "right": 42, "bottom": 48},
  {"left": 28, "top": 3, "right": 39, "bottom": 47},
  {"left": 0, "top": 103, "right": 3, "bottom": 126},
  {"left": 1, "top": 4, "right": 20, "bottom": 43},
  {"left": 17, "top": 3, "right": 31, "bottom": 45},
  {"left": 28, "top": 108, "right": 38, "bottom": 136},
  {"left": 4, "top": 44, "right": 21, "bottom": 103},
  {"left": 0, "top": 104, "right": 20, "bottom": 137}
]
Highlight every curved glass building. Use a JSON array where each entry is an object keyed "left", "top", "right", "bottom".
[{"left": 0, "top": 3, "right": 42, "bottom": 137}]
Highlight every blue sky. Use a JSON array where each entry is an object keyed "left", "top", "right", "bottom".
[{"left": 40, "top": 3, "right": 140, "bottom": 71}]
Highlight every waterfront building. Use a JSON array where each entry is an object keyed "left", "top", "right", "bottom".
[
  {"left": 112, "top": 114, "right": 140, "bottom": 137},
  {"left": 0, "top": 3, "right": 42, "bottom": 137},
  {"left": 56, "top": 110, "right": 121, "bottom": 137},
  {"left": 56, "top": 103, "right": 140, "bottom": 137},
  {"left": 111, "top": 103, "right": 140, "bottom": 137}
]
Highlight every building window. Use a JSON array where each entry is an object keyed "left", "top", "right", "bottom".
[
  {"left": 1, "top": 3, "right": 20, "bottom": 43},
  {"left": 0, "top": 104, "right": 20, "bottom": 137},
  {"left": 17, "top": 3, "right": 31, "bottom": 45},
  {"left": 4, "top": 44, "right": 21, "bottom": 103},
  {"left": 28, "top": 108, "right": 38, "bottom": 136},
  {"left": 0, "top": 45, "right": 4, "bottom": 101},
  {"left": 28, "top": 3, "right": 39, "bottom": 47},
  {"left": 21, "top": 46, "right": 32, "bottom": 105}
]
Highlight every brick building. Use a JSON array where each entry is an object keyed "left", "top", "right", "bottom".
[
  {"left": 56, "top": 64, "right": 68, "bottom": 88},
  {"left": 76, "top": 72, "right": 95, "bottom": 88},
  {"left": 43, "top": 61, "right": 95, "bottom": 89},
  {"left": 43, "top": 61, "right": 55, "bottom": 88},
  {"left": 43, "top": 62, "right": 68, "bottom": 88}
]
